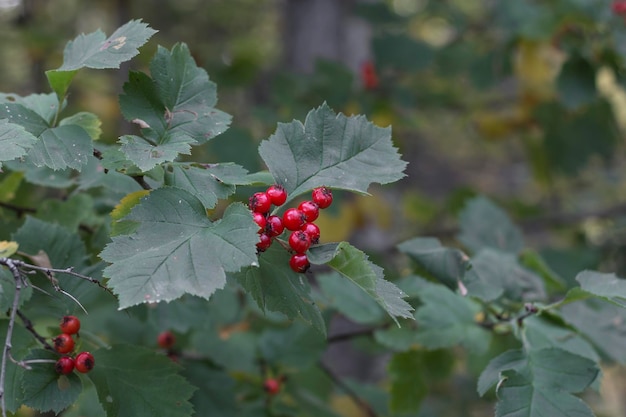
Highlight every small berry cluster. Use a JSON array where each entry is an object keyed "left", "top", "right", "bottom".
[
  {"left": 53, "top": 315, "right": 95, "bottom": 374},
  {"left": 249, "top": 185, "right": 333, "bottom": 273}
]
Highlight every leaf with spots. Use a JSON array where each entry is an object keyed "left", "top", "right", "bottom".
[
  {"left": 0, "top": 120, "right": 38, "bottom": 169},
  {"left": 100, "top": 187, "right": 258, "bottom": 309}
]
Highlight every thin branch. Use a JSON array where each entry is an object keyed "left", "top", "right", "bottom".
[
  {"left": 0, "top": 258, "right": 23, "bottom": 417},
  {"left": 0, "top": 201, "right": 36, "bottom": 217},
  {"left": 131, "top": 175, "right": 151, "bottom": 190},
  {"left": 327, "top": 324, "right": 391, "bottom": 344},
  {"left": 318, "top": 361, "right": 379, "bottom": 417},
  {"left": 16, "top": 310, "right": 54, "bottom": 352}
]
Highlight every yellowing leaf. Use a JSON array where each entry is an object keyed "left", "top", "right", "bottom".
[
  {"left": 514, "top": 41, "right": 564, "bottom": 100},
  {"left": 111, "top": 190, "right": 150, "bottom": 221},
  {"left": 0, "top": 241, "right": 19, "bottom": 257}
]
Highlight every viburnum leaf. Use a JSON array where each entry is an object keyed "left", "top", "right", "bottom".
[
  {"left": 119, "top": 43, "right": 231, "bottom": 145},
  {"left": 163, "top": 162, "right": 253, "bottom": 209},
  {"left": 478, "top": 348, "right": 598, "bottom": 417},
  {"left": 26, "top": 125, "right": 92, "bottom": 171},
  {"left": 100, "top": 187, "right": 258, "bottom": 309},
  {"left": 0, "top": 120, "right": 38, "bottom": 169},
  {"left": 308, "top": 242, "right": 413, "bottom": 324},
  {"left": 411, "top": 277, "right": 491, "bottom": 353},
  {"left": 21, "top": 349, "right": 82, "bottom": 414},
  {"left": 258, "top": 102, "right": 407, "bottom": 200},
  {"left": 233, "top": 244, "right": 325, "bottom": 334},
  {"left": 89, "top": 345, "right": 195, "bottom": 417},
  {"left": 118, "top": 133, "right": 194, "bottom": 172},
  {"left": 457, "top": 196, "right": 525, "bottom": 255}
]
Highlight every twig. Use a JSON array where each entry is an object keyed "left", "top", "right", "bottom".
[
  {"left": 0, "top": 201, "right": 36, "bottom": 217},
  {"left": 326, "top": 324, "right": 391, "bottom": 344},
  {"left": 131, "top": 175, "right": 151, "bottom": 190},
  {"left": 10, "top": 261, "right": 113, "bottom": 296},
  {"left": 318, "top": 361, "right": 379, "bottom": 417},
  {"left": 0, "top": 258, "right": 23, "bottom": 417},
  {"left": 16, "top": 310, "right": 54, "bottom": 352}
]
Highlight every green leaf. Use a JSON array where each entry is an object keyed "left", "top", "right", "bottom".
[
  {"left": 233, "top": 244, "right": 325, "bottom": 334},
  {"left": 46, "top": 70, "right": 78, "bottom": 102},
  {"left": 0, "top": 120, "right": 38, "bottom": 168},
  {"left": 258, "top": 103, "right": 407, "bottom": 200},
  {"left": 119, "top": 44, "right": 231, "bottom": 145},
  {"left": 0, "top": 267, "right": 33, "bottom": 311},
  {"left": 478, "top": 347, "right": 598, "bottom": 417},
  {"left": 0, "top": 322, "right": 36, "bottom": 413},
  {"left": 457, "top": 196, "right": 525, "bottom": 254},
  {"left": 27, "top": 125, "right": 92, "bottom": 171},
  {"left": 523, "top": 316, "right": 599, "bottom": 363},
  {"left": 1, "top": 93, "right": 60, "bottom": 123},
  {"left": 316, "top": 271, "right": 386, "bottom": 325},
  {"left": 518, "top": 249, "right": 567, "bottom": 293},
  {"left": 184, "top": 365, "right": 238, "bottom": 416},
  {"left": 259, "top": 322, "right": 326, "bottom": 369},
  {"left": 90, "top": 345, "right": 195, "bottom": 417},
  {"left": 0, "top": 103, "right": 49, "bottom": 136},
  {"left": 397, "top": 237, "right": 470, "bottom": 290},
  {"left": 101, "top": 188, "right": 258, "bottom": 309},
  {"left": 57, "top": 20, "right": 157, "bottom": 71},
  {"left": 388, "top": 350, "right": 428, "bottom": 414},
  {"left": 60, "top": 112, "right": 102, "bottom": 140},
  {"left": 308, "top": 242, "right": 413, "bottom": 324},
  {"left": 575, "top": 270, "right": 626, "bottom": 307},
  {"left": 21, "top": 349, "right": 82, "bottom": 414},
  {"left": 163, "top": 162, "right": 251, "bottom": 209},
  {"left": 412, "top": 277, "right": 491, "bottom": 353},
  {"left": 557, "top": 54, "right": 597, "bottom": 110},
  {"left": 35, "top": 193, "right": 96, "bottom": 232},
  {"left": 119, "top": 133, "right": 194, "bottom": 172},
  {"left": 471, "top": 249, "right": 546, "bottom": 302}
]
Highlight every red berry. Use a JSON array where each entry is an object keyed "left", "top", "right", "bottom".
[
  {"left": 613, "top": 1, "right": 626, "bottom": 14},
  {"left": 75, "top": 351, "right": 95, "bottom": 373},
  {"left": 289, "top": 231, "right": 311, "bottom": 253},
  {"left": 289, "top": 253, "right": 310, "bottom": 273},
  {"left": 249, "top": 192, "right": 271, "bottom": 214},
  {"left": 256, "top": 233, "right": 273, "bottom": 252},
  {"left": 53, "top": 333, "right": 75, "bottom": 354},
  {"left": 361, "top": 61, "right": 379, "bottom": 90},
  {"left": 60, "top": 315, "right": 81, "bottom": 335},
  {"left": 55, "top": 356, "right": 75, "bottom": 375},
  {"left": 252, "top": 212, "right": 267, "bottom": 231},
  {"left": 282, "top": 208, "right": 306, "bottom": 231},
  {"left": 266, "top": 185, "right": 287, "bottom": 206},
  {"left": 301, "top": 222, "right": 320, "bottom": 244},
  {"left": 311, "top": 187, "right": 333, "bottom": 209},
  {"left": 266, "top": 215, "right": 284, "bottom": 237},
  {"left": 263, "top": 378, "right": 281, "bottom": 395},
  {"left": 298, "top": 200, "right": 319, "bottom": 222},
  {"left": 157, "top": 331, "right": 176, "bottom": 349}
]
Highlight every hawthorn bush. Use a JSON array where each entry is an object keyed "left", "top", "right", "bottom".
[{"left": 0, "top": 17, "right": 626, "bottom": 417}]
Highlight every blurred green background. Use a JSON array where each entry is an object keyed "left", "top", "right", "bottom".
[{"left": 3, "top": 0, "right": 626, "bottom": 415}]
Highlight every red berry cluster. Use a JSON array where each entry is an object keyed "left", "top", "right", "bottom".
[
  {"left": 53, "top": 316, "right": 95, "bottom": 374},
  {"left": 249, "top": 185, "right": 333, "bottom": 273},
  {"left": 613, "top": 0, "right": 626, "bottom": 14}
]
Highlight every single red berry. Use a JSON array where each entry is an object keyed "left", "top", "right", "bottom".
[
  {"left": 263, "top": 378, "right": 281, "bottom": 395},
  {"left": 53, "top": 333, "right": 75, "bottom": 354},
  {"left": 266, "top": 215, "right": 284, "bottom": 237},
  {"left": 301, "top": 222, "right": 320, "bottom": 244},
  {"left": 289, "top": 253, "right": 310, "bottom": 273},
  {"left": 55, "top": 356, "right": 75, "bottom": 375},
  {"left": 289, "top": 230, "right": 311, "bottom": 253},
  {"left": 252, "top": 212, "right": 267, "bottom": 231},
  {"left": 361, "top": 61, "right": 379, "bottom": 90},
  {"left": 311, "top": 187, "right": 333, "bottom": 209},
  {"left": 613, "top": 1, "right": 626, "bottom": 14},
  {"left": 266, "top": 184, "right": 287, "bottom": 206},
  {"left": 157, "top": 331, "right": 176, "bottom": 349},
  {"left": 75, "top": 351, "right": 95, "bottom": 373},
  {"left": 297, "top": 200, "right": 319, "bottom": 222},
  {"left": 249, "top": 192, "right": 272, "bottom": 214},
  {"left": 282, "top": 208, "right": 306, "bottom": 231},
  {"left": 256, "top": 233, "right": 273, "bottom": 252},
  {"left": 60, "top": 315, "right": 81, "bottom": 335}
]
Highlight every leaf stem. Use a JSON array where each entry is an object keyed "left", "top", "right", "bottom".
[{"left": 318, "top": 360, "right": 379, "bottom": 417}]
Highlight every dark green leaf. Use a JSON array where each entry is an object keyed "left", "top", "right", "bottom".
[
  {"left": 101, "top": 188, "right": 258, "bottom": 309},
  {"left": 309, "top": 242, "right": 413, "bottom": 324},
  {"left": 90, "top": 345, "right": 195, "bottom": 417},
  {"left": 478, "top": 349, "right": 526, "bottom": 396},
  {"left": 27, "top": 125, "right": 92, "bottom": 171},
  {"left": 557, "top": 55, "right": 597, "bottom": 110},
  {"left": 412, "top": 278, "right": 491, "bottom": 353},
  {"left": 184, "top": 365, "right": 238, "bottom": 416},
  {"left": 21, "top": 349, "right": 82, "bottom": 414},
  {"left": 0, "top": 103, "right": 49, "bottom": 136},
  {"left": 523, "top": 316, "right": 599, "bottom": 362},
  {"left": 457, "top": 196, "right": 525, "bottom": 254},
  {"left": 233, "top": 244, "right": 325, "bottom": 334},
  {"left": 388, "top": 350, "right": 428, "bottom": 414},
  {"left": 0, "top": 120, "right": 38, "bottom": 169},
  {"left": 258, "top": 103, "right": 407, "bottom": 200},
  {"left": 0, "top": 321, "right": 34, "bottom": 413},
  {"left": 518, "top": 249, "right": 567, "bottom": 293},
  {"left": 259, "top": 322, "right": 326, "bottom": 369},
  {"left": 118, "top": 133, "right": 194, "bottom": 172}
]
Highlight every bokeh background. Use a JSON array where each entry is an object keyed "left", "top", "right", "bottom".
[{"left": 3, "top": 0, "right": 626, "bottom": 415}]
